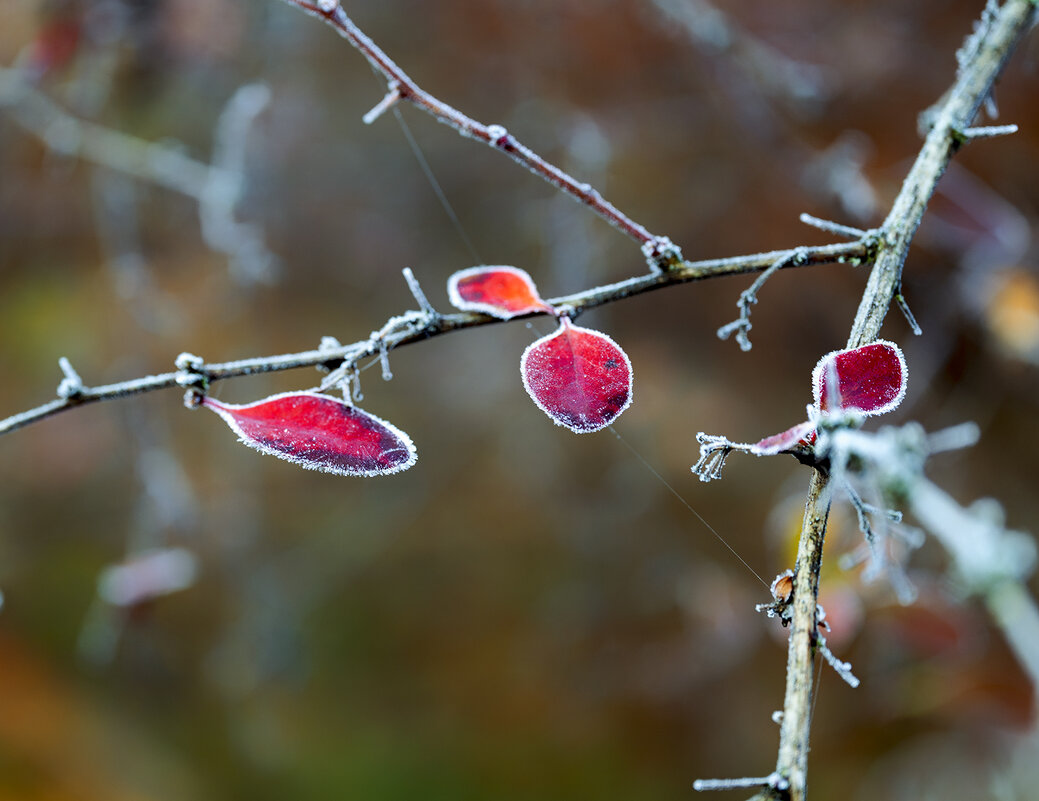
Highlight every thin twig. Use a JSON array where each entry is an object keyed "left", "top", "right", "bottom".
[
  {"left": 717, "top": 248, "right": 807, "bottom": 351},
  {"left": 799, "top": 213, "right": 870, "bottom": 241},
  {"left": 0, "top": 238, "right": 870, "bottom": 438},
  {"left": 693, "top": 773, "right": 789, "bottom": 793},
  {"left": 279, "top": 0, "right": 684, "bottom": 269}
]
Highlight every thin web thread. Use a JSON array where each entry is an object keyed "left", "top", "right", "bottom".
[
  {"left": 391, "top": 107, "right": 483, "bottom": 264},
  {"left": 609, "top": 426, "right": 770, "bottom": 590}
]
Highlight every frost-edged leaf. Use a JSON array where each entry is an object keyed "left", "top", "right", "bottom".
[
  {"left": 751, "top": 420, "right": 817, "bottom": 455},
  {"left": 447, "top": 266, "right": 554, "bottom": 319},
  {"left": 201, "top": 391, "right": 416, "bottom": 476},
  {"left": 520, "top": 319, "right": 633, "bottom": 433},
  {"left": 812, "top": 340, "right": 907, "bottom": 416}
]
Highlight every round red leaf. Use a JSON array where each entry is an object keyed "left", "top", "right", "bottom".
[
  {"left": 520, "top": 320, "right": 633, "bottom": 433},
  {"left": 812, "top": 340, "right": 908, "bottom": 416}
]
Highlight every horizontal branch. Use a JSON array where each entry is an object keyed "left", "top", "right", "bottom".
[{"left": 0, "top": 237, "right": 871, "bottom": 437}]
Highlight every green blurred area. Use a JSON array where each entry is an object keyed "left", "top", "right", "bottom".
[{"left": 1, "top": 1, "right": 1038, "bottom": 799}]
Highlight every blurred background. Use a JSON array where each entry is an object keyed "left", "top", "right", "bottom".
[{"left": 1, "top": 0, "right": 1038, "bottom": 798}]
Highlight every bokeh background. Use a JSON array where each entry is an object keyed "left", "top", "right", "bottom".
[{"left": 2, "top": 1, "right": 1039, "bottom": 799}]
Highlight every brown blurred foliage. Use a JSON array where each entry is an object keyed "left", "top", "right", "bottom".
[{"left": 1, "top": 1, "right": 1038, "bottom": 799}]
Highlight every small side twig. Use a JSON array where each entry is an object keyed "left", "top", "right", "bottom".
[
  {"left": 959, "top": 123, "right": 1019, "bottom": 138},
  {"left": 717, "top": 248, "right": 807, "bottom": 351},
  {"left": 401, "top": 267, "right": 438, "bottom": 320},
  {"left": 814, "top": 607, "right": 860, "bottom": 689},
  {"left": 56, "top": 357, "right": 85, "bottom": 400},
  {"left": 799, "top": 213, "right": 869, "bottom": 241},
  {"left": 894, "top": 287, "right": 923, "bottom": 335},
  {"left": 693, "top": 772, "right": 789, "bottom": 794}
]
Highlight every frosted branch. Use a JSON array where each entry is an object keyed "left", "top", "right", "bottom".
[
  {"left": 0, "top": 238, "right": 866, "bottom": 437},
  {"left": 279, "top": 0, "right": 684, "bottom": 270}
]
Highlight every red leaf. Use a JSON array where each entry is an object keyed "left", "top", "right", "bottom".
[
  {"left": 521, "top": 319, "right": 633, "bottom": 433},
  {"left": 201, "top": 392, "right": 416, "bottom": 476},
  {"left": 448, "top": 266, "right": 554, "bottom": 319},
  {"left": 812, "top": 340, "right": 907, "bottom": 416},
  {"left": 751, "top": 421, "right": 817, "bottom": 455}
]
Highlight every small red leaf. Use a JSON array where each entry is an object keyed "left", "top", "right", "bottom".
[
  {"left": 812, "top": 340, "right": 907, "bottom": 416},
  {"left": 201, "top": 392, "right": 416, "bottom": 476},
  {"left": 448, "top": 266, "right": 554, "bottom": 319},
  {"left": 521, "top": 319, "right": 633, "bottom": 433},
  {"left": 751, "top": 421, "right": 817, "bottom": 455}
]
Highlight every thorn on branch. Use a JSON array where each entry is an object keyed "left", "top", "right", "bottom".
[
  {"left": 402, "top": 266, "right": 438, "bottom": 321},
  {"left": 799, "top": 213, "right": 868, "bottom": 240},
  {"left": 363, "top": 83, "right": 401, "bottom": 125},
  {"left": 894, "top": 288, "right": 922, "bottom": 335},
  {"left": 815, "top": 622, "right": 860, "bottom": 688},
  {"left": 56, "top": 357, "right": 85, "bottom": 400},
  {"left": 959, "top": 124, "right": 1019, "bottom": 140},
  {"left": 368, "top": 329, "right": 395, "bottom": 382},
  {"left": 693, "top": 772, "right": 789, "bottom": 794}
]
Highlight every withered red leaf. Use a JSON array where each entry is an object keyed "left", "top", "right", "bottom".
[
  {"left": 447, "top": 266, "right": 554, "bottom": 319},
  {"left": 752, "top": 420, "right": 817, "bottom": 455},
  {"left": 201, "top": 392, "right": 416, "bottom": 476},
  {"left": 812, "top": 340, "right": 908, "bottom": 416},
  {"left": 520, "top": 319, "right": 633, "bottom": 433}
]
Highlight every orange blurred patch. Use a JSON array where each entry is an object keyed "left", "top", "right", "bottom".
[{"left": 985, "top": 268, "right": 1039, "bottom": 361}]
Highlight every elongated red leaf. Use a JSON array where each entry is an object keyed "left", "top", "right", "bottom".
[
  {"left": 201, "top": 392, "right": 416, "bottom": 476},
  {"left": 751, "top": 420, "right": 817, "bottom": 455},
  {"left": 521, "top": 319, "right": 633, "bottom": 433},
  {"left": 448, "top": 266, "right": 554, "bottom": 319},
  {"left": 812, "top": 340, "right": 907, "bottom": 416}
]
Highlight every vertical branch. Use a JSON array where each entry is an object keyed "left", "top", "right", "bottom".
[
  {"left": 847, "top": 0, "right": 1036, "bottom": 349},
  {"left": 774, "top": 470, "right": 831, "bottom": 795},
  {"left": 769, "top": 3, "right": 1038, "bottom": 799}
]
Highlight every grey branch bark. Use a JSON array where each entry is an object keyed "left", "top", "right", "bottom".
[{"left": 764, "top": 3, "right": 1038, "bottom": 800}]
